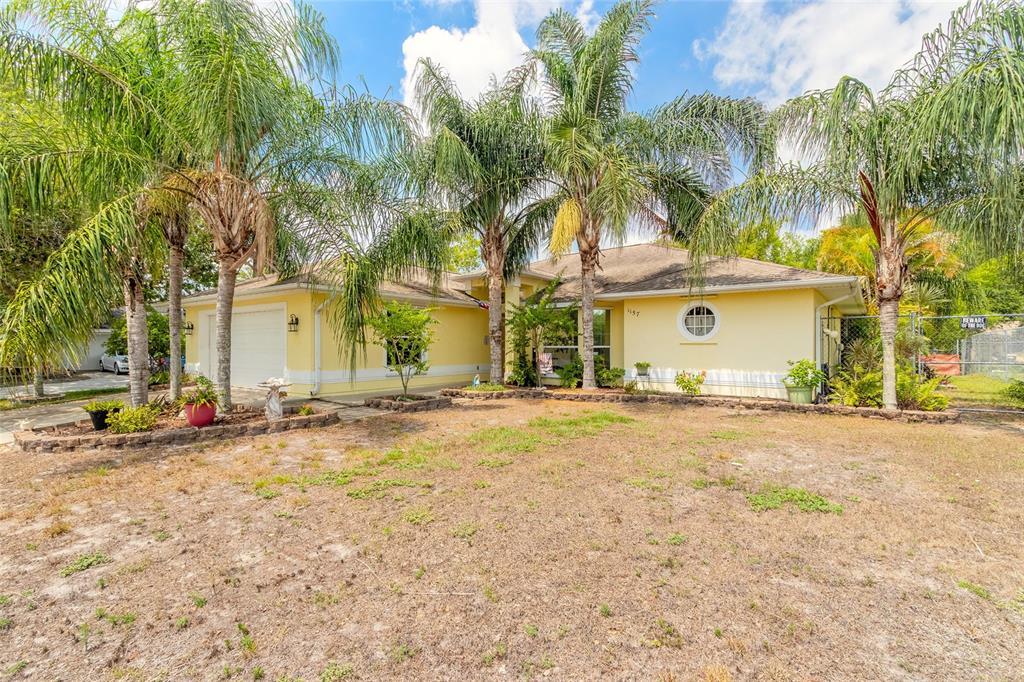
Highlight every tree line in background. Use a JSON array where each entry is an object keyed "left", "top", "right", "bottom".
[{"left": 1, "top": 0, "right": 1022, "bottom": 411}]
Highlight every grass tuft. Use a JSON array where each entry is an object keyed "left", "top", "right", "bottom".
[
  {"left": 747, "top": 485, "right": 843, "bottom": 514},
  {"left": 60, "top": 553, "right": 111, "bottom": 577}
]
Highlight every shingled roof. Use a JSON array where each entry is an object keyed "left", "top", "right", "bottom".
[
  {"left": 528, "top": 243, "right": 859, "bottom": 299},
  {"left": 182, "top": 268, "right": 480, "bottom": 307}
]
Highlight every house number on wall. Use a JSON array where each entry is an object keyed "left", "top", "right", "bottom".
[{"left": 627, "top": 308, "right": 640, "bottom": 317}]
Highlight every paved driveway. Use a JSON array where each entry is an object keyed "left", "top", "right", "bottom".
[{"left": 0, "top": 371, "right": 129, "bottom": 399}]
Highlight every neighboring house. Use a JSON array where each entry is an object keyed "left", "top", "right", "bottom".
[{"left": 182, "top": 243, "right": 864, "bottom": 399}]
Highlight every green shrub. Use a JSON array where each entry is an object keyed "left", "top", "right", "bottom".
[
  {"left": 183, "top": 383, "right": 218, "bottom": 408},
  {"left": 827, "top": 369, "right": 883, "bottom": 407},
  {"left": 828, "top": 367, "right": 947, "bottom": 411},
  {"left": 674, "top": 371, "right": 705, "bottom": 395},
  {"left": 465, "top": 382, "right": 508, "bottom": 392},
  {"left": 82, "top": 399, "right": 124, "bottom": 413},
  {"left": 896, "top": 373, "right": 948, "bottom": 411},
  {"left": 783, "top": 359, "right": 826, "bottom": 389},
  {"left": 297, "top": 405, "right": 315, "bottom": 416},
  {"left": 148, "top": 370, "right": 170, "bottom": 387},
  {"left": 1005, "top": 379, "right": 1024, "bottom": 405},
  {"left": 554, "top": 354, "right": 581, "bottom": 388},
  {"left": 107, "top": 406, "right": 158, "bottom": 434},
  {"left": 623, "top": 380, "right": 640, "bottom": 394},
  {"left": 597, "top": 366, "right": 626, "bottom": 388}
]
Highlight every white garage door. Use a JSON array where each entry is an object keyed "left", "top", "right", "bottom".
[{"left": 205, "top": 308, "right": 286, "bottom": 388}]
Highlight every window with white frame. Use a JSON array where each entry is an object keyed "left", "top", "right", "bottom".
[
  {"left": 677, "top": 302, "right": 719, "bottom": 341},
  {"left": 543, "top": 308, "right": 611, "bottom": 373}
]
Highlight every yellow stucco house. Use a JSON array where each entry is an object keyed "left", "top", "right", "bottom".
[{"left": 182, "top": 243, "right": 864, "bottom": 399}]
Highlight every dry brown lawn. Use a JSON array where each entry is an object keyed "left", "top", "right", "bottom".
[{"left": 1, "top": 399, "right": 1022, "bottom": 681}]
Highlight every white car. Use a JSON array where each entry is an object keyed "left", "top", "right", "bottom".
[{"left": 100, "top": 353, "right": 129, "bottom": 374}]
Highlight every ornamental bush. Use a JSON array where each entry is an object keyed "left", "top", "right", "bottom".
[{"left": 107, "top": 406, "right": 158, "bottom": 433}]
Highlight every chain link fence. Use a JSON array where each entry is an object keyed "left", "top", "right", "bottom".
[{"left": 821, "top": 313, "right": 1024, "bottom": 379}]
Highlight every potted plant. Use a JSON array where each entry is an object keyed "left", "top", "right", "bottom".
[
  {"left": 634, "top": 361, "right": 651, "bottom": 377},
  {"left": 783, "top": 359, "right": 827, "bottom": 404},
  {"left": 82, "top": 399, "right": 124, "bottom": 431},
  {"left": 182, "top": 382, "right": 218, "bottom": 427}
]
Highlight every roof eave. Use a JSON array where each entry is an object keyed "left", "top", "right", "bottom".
[{"left": 593, "top": 276, "right": 863, "bottom": 301}]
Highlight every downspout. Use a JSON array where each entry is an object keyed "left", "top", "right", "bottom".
[{"left": 311, "top": 299, "right": 328, "bottom": 396}]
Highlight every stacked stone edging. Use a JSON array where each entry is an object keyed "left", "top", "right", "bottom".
[
  {"left": 364, "top": 395, "right": 453, "bottom": 413},
  {"left": 13, "top": 410, "right": 340, "bottom": 454},
  {"left": 439, "top": 388, "right": 959, "bottom": 424}
]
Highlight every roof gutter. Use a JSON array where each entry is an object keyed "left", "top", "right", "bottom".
[{"left": 596, "top": 276, "right": 861, "bottom": 301}]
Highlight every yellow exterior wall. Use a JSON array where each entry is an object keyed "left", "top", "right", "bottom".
[
  {"left": 620, "top": 289, "right": 818, "bottom": 398},
  {"left": 184, "top": 281, "right": 826, "bottom": 399},
  {"left": 183, "top": 290, "right": 315, "bottom": 391},
  {"left": 185, "top": 289, "right": 489, "bottom": 397},
  {"left": 309, "top": 293, "right": 489, "bottom": 397}
]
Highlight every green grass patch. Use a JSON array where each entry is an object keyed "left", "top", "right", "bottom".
[
  {"left": 468, "top": 426, "right": 543, "bottom": 455},
  {"left": 527, "top": 410, "right": 635, "bottom": 438},
  {"left": 346, "top": 479, "right": 429, "bottom": 500},
  {"left": 938, "top": 375, "right": 1021, "bottom": 409},
  {"left": 709, "top": 429, "right": 746, "bottom": 441},
  {"left": 747, "top": 485, "right": 843, "bottom": 514},
  {"left": 60, "top": 553, "right": 111, "bottom": 577},
  {"left": 957, "top": 579, "right": 991, "bottom": 600},
  {"left": 476, "top": 457, "right": 513, "bottom": 468}
]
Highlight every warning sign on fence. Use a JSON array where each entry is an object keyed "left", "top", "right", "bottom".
[{"left": 960, "top": 315, "right": 987, "bottom": 330}]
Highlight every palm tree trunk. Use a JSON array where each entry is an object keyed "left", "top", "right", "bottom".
[
  {"left": 879, "top": 296, "right": 899, "bottom": 410},
  {"left": 123, "top": 272, "right": 149, "bottom": 407},
  {"left": 215, "top": 257, "right": 237, "bottom": 411},
  {"left": 484, "top": 237, "right": 505, "bottom": 385},
  {"left": 876, "top": 237, "right": 907, "bottom": 411},
  {"left": 167, "top": 242, "right": 184, "bottom": 400},
  {"left": 33, "top": 367, "right": 45, "bottom": 398},
  {"left": 580, "top": 253, "right": 597, "bottom": 390}
]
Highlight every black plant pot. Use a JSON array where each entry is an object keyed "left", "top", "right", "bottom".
[{"left": 87, "top": 407, "right": 120, "bottom": 431}]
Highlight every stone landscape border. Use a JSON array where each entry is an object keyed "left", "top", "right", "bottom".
[
  {"left": 440, "top": 388, "right": 959, "bottom": 424},
  {"left": 13, "top": 408, "right": 340, "bottom": 453},
  {"left": 364, "top": 395, "right": 453, "bottom": 413}
]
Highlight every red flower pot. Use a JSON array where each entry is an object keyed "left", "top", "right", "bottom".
[{"left": 184, "top": 403, "right": 216, "bottom": 427}]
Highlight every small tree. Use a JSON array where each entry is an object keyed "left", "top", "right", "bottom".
[
  {"left": 508, "top": 281, "right": 577, "bottom": 387},
  {"left": 368, "top": 302, "right": 436, "bottom": 397}
]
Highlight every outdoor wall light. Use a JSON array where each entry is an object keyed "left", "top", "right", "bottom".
[
  {"left": 287, "top": 314, "right": 300, "bottom": 332},
  {"left": 183, "top": 321, "right": 194, "bottom": 336}
]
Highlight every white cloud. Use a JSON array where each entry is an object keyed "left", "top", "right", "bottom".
[
  {"left": 695, "top": 0, "right": 960, "bottom": 104},
  {"left": 400, "top": 0, "right": 571, "bottom": 115}
]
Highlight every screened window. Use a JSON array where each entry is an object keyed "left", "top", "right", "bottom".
[{"left": 677, "top": 303, "right": 719, "bottom": 341}]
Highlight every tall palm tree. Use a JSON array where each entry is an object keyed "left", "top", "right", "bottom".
[
  {"left": 2, "top": 0, "right": 416, "bottom": 409},
  {"left": 525, "top": 0, "right": 768, "bottom": 388},
  {"left": 693, "top": 0, "right": 1024, "bottom": 409},
  {"left": 412, "top": 59, "right": 550, "bottom": 384}
]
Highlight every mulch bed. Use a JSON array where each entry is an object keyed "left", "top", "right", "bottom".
[
  {"left": 13, "top": 406, "right": 339, "bottom": 453},
  {"left": 48, "top": 406, "right": 263, "bottom": 437}
]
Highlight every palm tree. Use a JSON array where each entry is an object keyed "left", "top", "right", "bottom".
[
  {"left": 1, "top": 0, "right": 415, "bottom": 409},
  {"left": 412, "top": 59, "right": 550, "bottom": 384},
  {"left": 525, "top": 0, "right": 768, "bottom": 388},
  {"left": 693, "top": 0, "right": 1024, "bottom": 409}
]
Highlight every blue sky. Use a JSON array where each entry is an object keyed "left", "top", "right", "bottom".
[{"left": 314, "top": 0, "right": 963, "bottom": 113}]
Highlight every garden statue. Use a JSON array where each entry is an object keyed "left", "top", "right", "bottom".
[{"left": 257, "top": 378, "right": 290, "bottom": 421}]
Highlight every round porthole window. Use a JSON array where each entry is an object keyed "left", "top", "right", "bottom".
[{"left": 677, "top": 302, "right": 719, "bottom": 341}]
